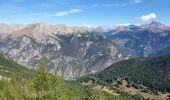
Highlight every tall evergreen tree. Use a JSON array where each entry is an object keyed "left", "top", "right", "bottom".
[
  {"left": 52, "top": 75, "right": 69, "bottom": 100},
  {"left": 32, "top": 58, "right": 50, "bottom": 100}
]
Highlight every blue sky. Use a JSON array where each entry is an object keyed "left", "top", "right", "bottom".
[{"left": 0, "top": 0, "right": 170, "bottom": 26}]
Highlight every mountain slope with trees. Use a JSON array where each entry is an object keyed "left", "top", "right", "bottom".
[
  {"left": 0, "top": 53, "right": 35, "bottom": 79},
  {"left": 93, "top": 55, "right": 170, "bottom": 92}
]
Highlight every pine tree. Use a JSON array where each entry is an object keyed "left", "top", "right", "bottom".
[
  {"left": 52, "top": 75, "right": 69, "bottom": 100},
  {"left": 0, "top": 79, "right": 24, "bottom": 100},
  {"left": 32, "top": 58, "right": 51, "bottom": 100}
]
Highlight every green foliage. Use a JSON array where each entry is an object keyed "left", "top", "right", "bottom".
[
  {"left": 0, "top": 54, "right": 35, "bottom": 79},
  {"left": 0, "top": 56, "right": 89, "bottom": 100},
  {"left": 50, "top": 75, "right": 69, "bottom": 100},
  {"left": 133, "top": 94, "right": 145, "bottom": 100},
  {"left": 132, "top": 84, "right": 141, "bottom": 89},
  {"left": 95, "top": 55, "right": 170, "bottom": 92},
  {"left": 0, "top": 78, "right": 29, "bottom": 100},
  {"left": 32, "top": 58, "right": 51, "bottom": 99}
]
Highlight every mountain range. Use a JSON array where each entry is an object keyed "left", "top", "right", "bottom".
[{"left": 0, "top": 21, "right": 170, "bottom": 79}]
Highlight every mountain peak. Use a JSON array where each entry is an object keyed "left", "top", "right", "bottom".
[
  {"left": 32, "top": 22, "right": 49, "bottom": 27},
  {"left": 141, "top": 21, "right": 170, "bottom": 32},
  {"left": 148, "top": 21, "right": 164, "bottom": 26}
]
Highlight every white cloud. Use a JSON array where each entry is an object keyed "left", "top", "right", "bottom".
[
  {"left": 91, "top": 0, "right": 142, "bottom": 8},
  {"left": 131, "top": 0, "right": 142, "bottom": 4},
  {"left": 92, "top": 4, "right": 127, "bottom": 7},
  {"left": 47, "top": 9, "right": 82, "bottom": 17},
  {"left": 138, "top": 13, "right": 157, "bottom": 22}
]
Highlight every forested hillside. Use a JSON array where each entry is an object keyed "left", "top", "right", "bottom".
[{"left": 94, "top": 55, "right": 170, "bottom": 92}]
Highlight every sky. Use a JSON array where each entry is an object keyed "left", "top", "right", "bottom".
[{"left": 0, "top": 0, "right": 170, "bottom": 26}]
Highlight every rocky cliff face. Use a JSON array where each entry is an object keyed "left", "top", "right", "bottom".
[{"left": 0, "top": 23, "right": 120, "bottom": 79}]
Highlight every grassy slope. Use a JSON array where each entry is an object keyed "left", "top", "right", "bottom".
[{"left": 0, "top": 54, "right": 35, "bottom": 79}]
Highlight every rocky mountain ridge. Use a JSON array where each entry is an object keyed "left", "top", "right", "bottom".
[
  {"left": 0, "top": 23, "right": 122, "bottom": 79},
  {"left": 97, "top": 21, "right": 170, "bottom": 57},
  {"left": 0, "top": 21, "right": 169, "bottom": 79}
]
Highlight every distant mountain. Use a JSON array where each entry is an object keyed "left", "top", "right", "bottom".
[
  {"left": 151, "top": 46, "right": 170, "bottom": 56},
  {"left": 97, "top": 21, "right": 170, "bottom": 57},
  {"left": 141, "top": 21, "right": 170, "bottom": 32},
  {"left": 0, "top": 23, "right": 26, "bottom": 33}
]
